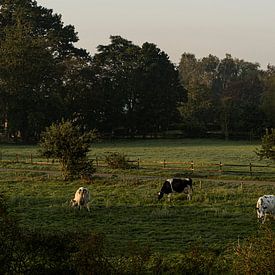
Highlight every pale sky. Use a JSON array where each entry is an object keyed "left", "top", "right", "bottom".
[{"left": 36, "top": 0, "right": 275, "bottom": 68}]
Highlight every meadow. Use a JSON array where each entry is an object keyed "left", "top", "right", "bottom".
[{"left": 0, "top": 139, "right": 275, "bottom": 273}]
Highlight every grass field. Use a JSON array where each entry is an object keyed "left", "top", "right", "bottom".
[{"left": 0, "top": 139, "right": 275, "bottom": 259}]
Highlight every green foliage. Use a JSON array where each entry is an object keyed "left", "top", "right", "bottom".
[
  {"left": 256, "top": 128, "right": 275, "bottom": 161},
  {"left": 39, "top": 120, "right": 96, "bottom": 180},
  {"left": 178, "top": 53, "right": 265, "bottom": 139},
  {"left": 105, "top": 152, "right": 133, "bottom": 169},
  {"left": 92, "top": 35, "right": 184, "bottom": 136}
]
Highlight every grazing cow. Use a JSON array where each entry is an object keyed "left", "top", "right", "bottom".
[
  {"left": 70, "top": 187, "right": 90, "bottom": 211},
  {"left": 256, "top": 195, "right": 275, "bottom": 223},
  {"left": 158, "top": 178, "right": 193, "bottom": 201}
]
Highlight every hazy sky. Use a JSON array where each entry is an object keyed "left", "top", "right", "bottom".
[{"left": 36, "top": 0, "right": 274, "bottom": 68}]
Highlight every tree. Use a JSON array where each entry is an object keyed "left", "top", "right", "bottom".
[
  {"left": 261, "top": 67, "right": 275, "bottom": 127},
  {"left": 136, "top": 42, "right": 185, "bottom": 136},
  {"left": 92, "top": 36, "right": 185, "bottom": 136},
  {"left": 214, "top": 55, "right": 265, "bottom": 139},
  {"left": 178, "top": 53, "right": 217, "bottom": 136},
  {"left": 91, "top": 35, "right": 141, "bottom": 134},
  {"left": 0, "top": 0, "right": 89, "bottom": 142},
  {"left": 179, "top": 53, "right": 265, "bottom": 139},
  {"left": 256, "top": 128, "right": 275, "bottom": 162},
  {"left": 39, "top": 120, "right": 96, "bottom": 180}
]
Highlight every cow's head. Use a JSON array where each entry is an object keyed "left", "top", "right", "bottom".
[
  {"left": 158, "top": 191, "right": 164, "bottom": 200},
  {"left": 256, "top": 198, "right": 267, "bottom": 222},
  {"left": 70, "top": 199, "right": 77, "bottom": 207}
]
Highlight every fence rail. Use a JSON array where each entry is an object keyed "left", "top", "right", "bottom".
[{"left": 1, "top": 152, "right": 275, "bottom": 177}]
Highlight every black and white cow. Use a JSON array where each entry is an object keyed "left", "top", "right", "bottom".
[
  {"left": 256, "top": 195, "right": 275, "bottom": 223},
  {"left": 158, "top": 178, "right": 193, "bottom": 201}
]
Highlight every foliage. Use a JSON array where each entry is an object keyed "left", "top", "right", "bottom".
[
  {"left": 0, "top": 0, "right": 89, "bottom": 142},
  {"left": 256, "top": 128, "right": 275, "bottom": 161},
  {"left": 92, "top": 35, "right": 185, "bottom": 136},
  {"left": 0, "top": 0, "right": 273, "bottom": 141},
  {"left": 178, "top": 53, "right": 265, "bottom": 139},
  {"left": 39, "top": 119, "right": 96, "bottom": 180},
  {"left": 261, "top": 68, "right": 275, "bottom": 126},
  {"left": 231, "top": 226, "right": 275, "bottom": 274},
  {"left": 105, "top": 152, "right": 133, "bottom": 169}
]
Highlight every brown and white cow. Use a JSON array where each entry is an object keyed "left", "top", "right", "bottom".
[
  {"left": 70, "top": 187, "right": 90, "bottom": 211},
  {"left": 256, "top": 195, "right": 275, "bottom": 223}
]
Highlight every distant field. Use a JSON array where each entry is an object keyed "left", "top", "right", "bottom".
[
  {"left": 2, "top": 138, "right": 274, "bottom": 180},
  {"left": 0, "top": 139, "right": 274, "bottom": 257},
  {"left": 0, "top": 138, "right": 263, "bottom": 163}
]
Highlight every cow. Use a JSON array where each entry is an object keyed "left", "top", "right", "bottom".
[
  {"left": 256, "top": 195, "right": 275, "bottom": 223},
  {"left": 158, "top": 178, "right": 193, "bottom": 201},
  {"left": 70, "top": 187, "right": 91, "bottom": 211}
]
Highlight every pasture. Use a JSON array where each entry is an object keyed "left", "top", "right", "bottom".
[
  {"left": 0, "top": 176, "right": 274, "bottom": 256},
  {"left": 0, "top": 139, "right": 274, "bottom": 258}
]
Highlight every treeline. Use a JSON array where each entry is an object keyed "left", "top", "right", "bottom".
[{"left": 0, "top": 0, "right": 274, "bottom": 143}]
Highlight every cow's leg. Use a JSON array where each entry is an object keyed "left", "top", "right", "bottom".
[
  {"left": 186, "top": 186, "right": 192, "bottom": 200},
  {"left": 167, "top": 193, "right": 172, "bottom": 202}
]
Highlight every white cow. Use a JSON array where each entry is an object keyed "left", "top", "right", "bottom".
[
  {"left": 256, "top": 195, "right": 275, "bottom": 223},
  {"left": 70, "top": 187, "right": 90, "bottom": 211}
]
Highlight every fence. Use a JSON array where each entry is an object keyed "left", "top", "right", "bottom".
[
  {"left": 0, "top": 152, "right": 56, "bottom": 165},
  {"left": 1, "top": 152, "right": 275, "bottom": 178},
  {"left": 158, "top": 160, "right": 275, "bottom": 177}
]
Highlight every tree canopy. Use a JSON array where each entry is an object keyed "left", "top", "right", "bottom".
[{"left": 0, "top": 0, "right": 274, "bottom": 142}]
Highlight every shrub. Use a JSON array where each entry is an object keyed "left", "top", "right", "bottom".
[
  {"left": 231, "top": 226, "right": 275, "bottom": 274},
  {"left": 105, "top": 152, "right": 132, "bottom": 169},
  {"left": 39, "top": 119, "right": 97, "bottom": 180},
  {"left": 256, "top": 128, "right": 275, "bottom": 161}
]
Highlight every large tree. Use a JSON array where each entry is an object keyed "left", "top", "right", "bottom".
[
  {"left": 92, "top": 36, "right": 185, "bottom": 136},
  {"left": 178, "top": 53, "right": 265, "bottom": 139},
  {"left": 0, "top": 0, "right": 88, "bottom": 142},
  {"left": 178, "top": 53, "right": 218, "bottom": 136},
  {"left": 261, "top": 65, "right": 275, "bottom": 127}
]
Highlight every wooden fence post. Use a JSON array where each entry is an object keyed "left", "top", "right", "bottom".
[
  {"left": 137, "top": 158, "right": 140, "bottom": 169},
  {"left": 249, "top": 162, "right": 252, "bottom": 176},
  {"left": 219, "top": 162, "right": 223, "bottom": 172},
  {"left": 191, "top": 161, "right": 194, "bottom": 173},
  {"left": 163, "top": 159, "right": 166, "bottom": 168},
  {"left": 30, "top": 153, "right": 33, "bottom": 164}
]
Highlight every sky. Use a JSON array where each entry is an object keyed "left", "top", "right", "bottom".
[{"left": 36, "top": 0, "right": 275, "bottom": 68}]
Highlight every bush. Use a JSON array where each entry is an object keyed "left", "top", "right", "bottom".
[
  {"left": 105, "top": 152, "right": 133, "bottom": 169},
  {"left": 39, "top": 119, "right": 97, "bottom": 180},
  {"left": 256, "top": 128, "right": 275, "bottom": 161},
  {"left": 231, "top": 226, "right": 275, "bottom": 274}
]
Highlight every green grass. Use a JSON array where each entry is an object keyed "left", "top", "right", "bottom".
[
  {"left": 1, "top": 174, "right": 274, "bottom": 256},
  {"left": 3, "top": 138, "right": 273, "bottom": 180},
  {"left": 0, "top": 139, "right": 274, "bottom": 256}
]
